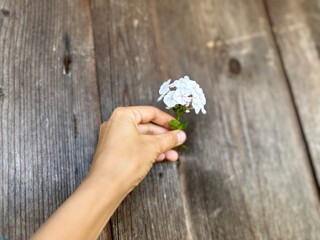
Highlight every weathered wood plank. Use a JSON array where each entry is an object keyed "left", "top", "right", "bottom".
[
  {"left": 0, "top": 1, "right": 110, "bottom": 239},
  {"left": 265, "top": 0, "right": 320, "bottom": 186},
  {"left": 90, "top": 0, "right": 189, "bottom": 239},
  {"left": 152, "top": 0, "right": 320, "bottom": 239}
]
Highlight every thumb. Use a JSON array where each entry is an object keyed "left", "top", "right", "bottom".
[{"left": 153, "top": 130, "right": 187, "bottom": 153}]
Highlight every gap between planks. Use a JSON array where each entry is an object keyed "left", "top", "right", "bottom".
[
  {"left": 86, "top": 0, "right": 114, "bottom": 239},
  {"left": 262, "top": 0, "right": 320, "bottom": 202}
]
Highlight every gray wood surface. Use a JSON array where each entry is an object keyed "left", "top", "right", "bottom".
[
  {"left": 151, "top": 0, "right": 320, "bottom": 239},
  {"left": 265, "top": 0, "right": 320, "bottom": 186},
  {"left": 90, "top": 0, "right": 189, "bottom": 239},
  {"left": 1, "top": 0, "right": 320, "bottom": 239},
  {"left": 0, "top": 1, "right": 110, "bottom": 239}
]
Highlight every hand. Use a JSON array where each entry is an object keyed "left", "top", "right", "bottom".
[
  {"left": 88, "top": 106, "right": 187, "bottom": 193},
  {"left": 32, "top": 106, "right": 186, "bottom": 240}
]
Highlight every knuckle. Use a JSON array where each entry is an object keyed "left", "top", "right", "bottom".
[
  {"left": 99, "top": 120, "right": 109, "bottom": 132},
  {"left": 112, "top": 107, "right": 126, "bottom": 117},
  {"left": 101, "top": 120, "right": 109, "bottom": 127},
  {"left": 147, "top": 137, "right": 162, "bottom": 154},
  {"left": 142, "top": 136, "right": 164, "bottom": 161},
  {"left": 131, "top": 107, "right": 143, "bottom": 123},
  {"left": 149, "top": 134, "right": 177, "bottom": 153},
  {"left": 154, "top": 138, "right": 164, "bottom": 153},
  {"left": 168, "top": 133, "right": 177, "bottom": 147}
]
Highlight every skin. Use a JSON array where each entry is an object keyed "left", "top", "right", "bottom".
[{"left": 31, "top": 106, "right": 187, "bottom": 240}]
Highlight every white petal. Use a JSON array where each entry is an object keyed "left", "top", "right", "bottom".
[
  {"left": 159, "top": 79, "right": 171, "bottom": 95},
  {"left": 157, "top": 93, "right": 166, "bottom": 101},
  {"left": 200, "top": 93, "right": 206, "bottom": 105},
  {"left": 192, "top": 89, "right": 206, "bottom": 106},
  {"left": 173, "top": 90, "right": 187, "bottom": 105},
  {"left": 192, "top": 98, "right": 203, "bottom": 112},
  {"left": 176, "top": 77, "right": 190, "bottom": 88},
  {"left": 189, "top": 80, "right": 199, "bottom": 89},
  {"left": 180, "top": 87, "right": 193, "bottom": 96},
  {"left": 163, "top": 91, "right": 177, "bottom": 108},
  {"left": 173, "top": 79, "right": 183, "bottom": 88},
  {"left": 195, "top": 87, "right": 204, "bottom": 94},
  {"left": 183, "top": 76, "right": 190, "bottom": 80}
]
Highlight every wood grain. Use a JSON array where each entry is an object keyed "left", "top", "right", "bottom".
[
  {"left": 265, "top": 0, "right": 320, "bottom": 186},
  {"left": 0, "top": 0, "right": 110, "bottom": 239},
  {"left": 90, "top": 0, "right": 189, "bottom": 239},
  {"left": 1, "top": 0, "right": 320, "bottom": 239},
  {"left": 152, "top": 0, "right": 320, "bottom": 239}
]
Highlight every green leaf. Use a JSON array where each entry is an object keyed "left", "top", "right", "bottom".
[
  {"left": 178, "top": 121, "right": 188, "bottom": 130},
  {"left": 169, "top": 119, "right": 180, "bottom": 130},
  {"left": 173, "top": 143, "right": 188, "bottom": 151}
]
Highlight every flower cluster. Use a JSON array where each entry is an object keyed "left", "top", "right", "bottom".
[
  {"left": 157, "top": 76, "right": 206, "bottom": 137},
  {"left": 158, "top": 76, "right": 206, "bottom": 114}
]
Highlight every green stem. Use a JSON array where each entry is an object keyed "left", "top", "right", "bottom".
[{"left": 177, "top": 112, "right": 181, "bottom": 122}]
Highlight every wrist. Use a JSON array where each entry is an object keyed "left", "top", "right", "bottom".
[
  {"left": 85, "top": 166, "right": 133, "bottom": 200},
  {"left": 84, "top": 173, "right": 127, "bottom": 200},
  {"left": 88, "top": 155, "right": 143, "bottom": 195}
]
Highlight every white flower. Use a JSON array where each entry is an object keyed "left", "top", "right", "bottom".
[
  {"left": 158, "top": 76, "right": 206, "bottom": 114},
  {"left": 173, "top": 88, "right": 192, "bottom": 105},
  {"left": 189, "top": 82, "right": 201, "bottom": 94},
  {"left": 163, "top": 91, "right": 177, "bottom": 108},
  {"left": 158, "top": 79, "right": 172, "bottom": 101},
  {"left": 192, "top": 94, "right": 207, "bottom": 114},
  {"left": 159, "top": 79, "right": 172, "bottom": 94},
  {"left": 172, "top": 76, "right": 192, "bottom": 89}
]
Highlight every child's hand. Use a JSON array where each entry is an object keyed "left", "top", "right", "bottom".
[{"left": 88, "top": 106, "right": 187, "bottom": 193}]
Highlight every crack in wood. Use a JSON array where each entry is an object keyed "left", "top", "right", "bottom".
[
  {"left": 262, "top": 0, "right": 320, "bottom": 200},
  {"left": 178, "top": 163, "right": 194, "bottom": 240},
  {"left": 73, "top": 114, "right": 78, "bottom": 139},
  {"left": 208, "top": 31, "right": 266, "bottom": 48},
  {"left": 0, "top": 87, "right": 4, "bottom": 99},
  {"left": 272, "top": 22, "right": 306, "bottom": 34}
]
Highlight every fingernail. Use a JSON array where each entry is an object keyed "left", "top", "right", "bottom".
[{"left": 177, "top": 131, "right": 187, "bottom": 144}]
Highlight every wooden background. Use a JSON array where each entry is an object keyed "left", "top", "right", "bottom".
[{"left": 1, "top": 0, "right": 320, "bottom": 239}]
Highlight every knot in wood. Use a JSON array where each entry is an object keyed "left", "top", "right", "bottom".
[
  {"left": 229, "top": 58, "right": 241, "bottom": 75},
  {"left": 1, "top": 9, "right": 10, "bottom": 17}
]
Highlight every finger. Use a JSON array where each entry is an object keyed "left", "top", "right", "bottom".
[
  {"left": 137, "top": 123, "right": 169, "bottom": 135},
  {"left": 165, "top": 150, "right": 179, "bottom": 161},
  {"left": 156, "top": 153, "right": 166, "bottom": 161},
  {"left": 151, "top": 130, "right": 187, "bottom": 153},
  {"left": 129, "top": 106, "right": 175, "bottom": 128},
  {"left": 156, "top": 150, "right": 179, "bottom": 162}
]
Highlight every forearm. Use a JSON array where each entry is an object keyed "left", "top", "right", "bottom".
[{"left": 31, "top": 174, "right": 128, "bottom": 240}]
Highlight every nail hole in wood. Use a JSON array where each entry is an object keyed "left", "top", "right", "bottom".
[
  {"left": 63, "top": 34, "right": 72, "bottom": 75},
  {"left": 159, "top": 172, "right": 163, "bottom": 178},
  {"left": 63, "top": 55, "right": 72, "bottom": 75},
  {"left": 229, "top": 58, "right": 241, "bottom": 75}
]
